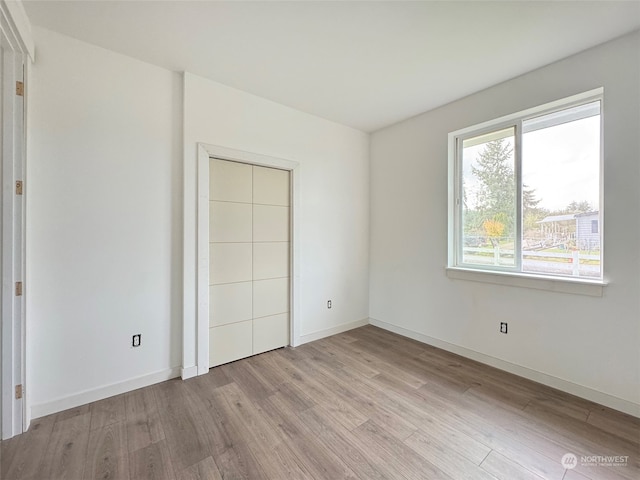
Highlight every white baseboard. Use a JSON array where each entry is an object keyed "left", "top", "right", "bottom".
[
  {"left": 298, "top": 318, "right": 369, "bottom": 345},
  {"left": 31, "top": 367, "right": 182, "bottom": 420},
  {"left": 370, "top": 318, "right": 640, "bottom": 418}
]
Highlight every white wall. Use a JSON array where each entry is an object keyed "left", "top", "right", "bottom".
[
  {"left": 183, "top": 73, "right": 370, "bottom": 371},
  {"left": 26, "top": 27, "right": 370, "bottom": 416},
  {"left": 27, "top": 28, "right": 183, "bottom": 416},
  {"left": 370, "top": 32, "right": 640, "bottom": 415}
]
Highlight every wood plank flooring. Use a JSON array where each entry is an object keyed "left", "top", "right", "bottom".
[{"left": 1, "top": 325, "right": 638, "bottom": 480}]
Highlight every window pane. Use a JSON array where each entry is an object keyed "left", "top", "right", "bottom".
[
  {"left": 461, "top": 127, "right": 516, "bottom": 267},
  {"left": 521, "top": 101, "right": 601, "bottom": 279}
]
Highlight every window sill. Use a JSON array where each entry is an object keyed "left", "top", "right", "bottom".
[{"left": 445, "top": 267, "right": 607, "bottom": 297}]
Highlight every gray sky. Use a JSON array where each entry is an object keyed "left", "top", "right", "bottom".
[
  {"left": 522, "top": 115, "right": 600, "bottom": 211},
  {"left": 463, "top": 115, "right": 600, "bottom": 212}
]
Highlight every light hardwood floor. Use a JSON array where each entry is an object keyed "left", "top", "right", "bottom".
[{"left": 1, "top": 325, "right": 638, "bottom": 480}]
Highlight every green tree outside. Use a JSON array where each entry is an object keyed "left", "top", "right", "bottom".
[{"left": 468, "top": 138, "right": 516, "bottom": 240}]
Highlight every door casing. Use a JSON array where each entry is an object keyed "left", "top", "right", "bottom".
[
  {"left": 184, "top": 143, "right": 300, "bottom": 379},
  {"left": 0, "top": 0, "right": 34, "bottom": 440}
]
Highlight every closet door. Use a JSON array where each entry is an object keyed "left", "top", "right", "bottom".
[
  {"left": 252, "top": 165, "right": 290, "bottom": 355},
  {"left": 209, "top": 159, "right": 289, "bottom": 367}
]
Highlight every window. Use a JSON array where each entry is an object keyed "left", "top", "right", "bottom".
[{"left": 449, "top": 89, "right": 602, "bottom": 281}]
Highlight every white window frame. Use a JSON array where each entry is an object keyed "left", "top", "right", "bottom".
[{"left": 447, "top": 88, "right": 606, "bottom": 296}]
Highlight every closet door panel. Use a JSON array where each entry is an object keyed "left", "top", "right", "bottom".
[
  {"left": 254, "top": 313, "right": 289, "bottom": 355},
  {"left": 209, "top": 243, "right": 252, "bottom": 285},
  {"left": 253, "top": 205, "right": 289, "bottom": 242},
  {"left": 253, "top": 278, "right": 289, "bottom": 319},
  {"left": 253, "top": 242, "right": 289, "bottom": 280},
  {"left": 210, "top": 320, "right": 252, "bottom": 367},
  {"left": 209, "top": 201, "right": 252, "bottom": 243},
  {"left": 253, "top": 166, "right": 289, "bottom": 206},
  {"left": 210, "top": 159, "right": 252, "bottom": 203},
  {"left": 209, "top": 282, "right": 252, "bottom": 327}
]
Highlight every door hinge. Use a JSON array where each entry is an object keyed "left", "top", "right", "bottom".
[
  {"left": 15, "top": 281, "right": 22, "bottom": 296},
  {"left": 15, "top": 385, "right": 22, "bottom": 399},
  {"left": 16, "top": 81, "right": 24, "bottom": 97},
  {"left": 16, "top": 180, "right": 23, "bottom": 195}
]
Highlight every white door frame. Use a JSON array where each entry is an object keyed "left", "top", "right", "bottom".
[
  {"left": 187, "top": 143, "right": 300, "bottom": 377},
  {"left": 0, "top": 0, "right": 34, "bottom": 440}
]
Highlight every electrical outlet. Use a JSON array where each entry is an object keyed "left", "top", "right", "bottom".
[
  {"left": 132, "top": 334, "right": 142, "bottom": 347},
  {"left": 327, "top": 300, "right": 332, "bottom": 309},
  {"left": 500, "top": 322, "right": 508, "bottom": 334}
]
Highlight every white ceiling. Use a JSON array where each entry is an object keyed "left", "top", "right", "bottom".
[{"left": 23, "top": 1, "right": 640, "bottom": 132}]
